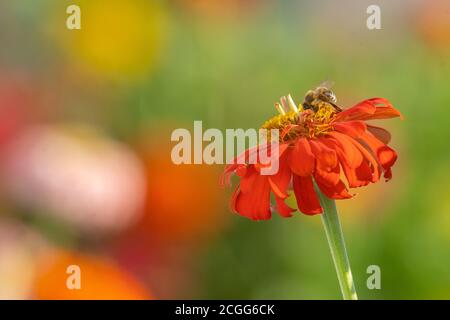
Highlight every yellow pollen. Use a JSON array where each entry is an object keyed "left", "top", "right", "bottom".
[
  {"left": 262, "top": 110, "right": 298, "bottom": 131},
  {"left": 312, "top": 103, "right": 337, "bottom": 122},
  {"left": 261, "top": 101, "right": 338, "bottom": 142}
]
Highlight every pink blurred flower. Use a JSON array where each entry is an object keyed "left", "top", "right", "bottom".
[
  {"left": 0, "top": 124, "right": 147, "bottom": 234},
  {"left": 0, "top": 75, "right": 35, "bottom": 150}
]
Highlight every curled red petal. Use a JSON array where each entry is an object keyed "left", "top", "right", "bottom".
[
  {"left": 336, "top": 98, "right": 401, "bottom": 122},
  {"left": 229, "top": 186, "right": 240, "bottom": 212},
  {"left": 367, "top": 100, "right": 402, "bottom": 120},
  {"left": 289, "top": 137, "right": 315, "bottom": 176},
  {"left": 221, "top": 145, "right": 260, "bottom": 186},
  {"left": 348, "top": 136, "right": 381, "bottom": 183},
  {"left": 384, "top": 167, "right": 393, "bottom": 181},
  {"left": 268, "top": 151, "right": 292, "bottom": 199},
  {"left": 221, "top": 164, "right": 236, "bottom": 187},
  {"left": 340, "top": 159, "right": 372, "bottom": 188},
  {"left": 309, "top": 139, "right": 338, "bottom": 170},
  {"left": 275, "top": 196, "right": 295, "bottom": 217},
  {"left": 321, "top": 136, "right": 370, "bottom": 188},
  {"left": 335, "top": 99, "right": 377, "bottom": 122},
  {"left": 325, "top": 133, "right": 363, "bottom": 169},
  {"left": 292, "top": 175, "right": 323, "bottom": 215},
  {"left": 315, "top": 162, "right": 341, "bottom": 187},
  {"left": 359, "top": 131, "right": 397, "bottom": 171},
  {"left": 315, "top": 176, "right": 352, "bottom": 200},
  {"left": 221, "top": 143, "right": 288, "bottom": 186}
]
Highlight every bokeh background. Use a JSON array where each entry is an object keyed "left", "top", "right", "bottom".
[{"left": 0, "top": 0, "right": 449, "bottom": 299}]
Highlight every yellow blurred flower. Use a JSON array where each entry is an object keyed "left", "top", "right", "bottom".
[
  {"left": 58, "top": 0, "right": 169, "bottom": 79},
  {"left": 0, "top": 218, "right": 51, "bottom": 299}
]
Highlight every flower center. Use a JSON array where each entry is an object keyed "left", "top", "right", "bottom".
[{"left": 262, "top": 102, "right": 337, "bottom": 142}]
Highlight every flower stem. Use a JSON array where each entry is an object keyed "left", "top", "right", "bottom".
[{"left": 316, "top": 189, "right": 358, "bottom": 300}]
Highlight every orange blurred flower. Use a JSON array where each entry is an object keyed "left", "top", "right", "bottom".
[
  {"left": 33, "top": 250, "right": 152, "bottom": 300},
  {"left": 136, "top": 128, "right": 226, "bottom": 244},
  {"left": 416, "top": 0, "right": 450, "bottom": 51},
  {"left": 178, "top": 0, "right": 271, "bottom": 20}
]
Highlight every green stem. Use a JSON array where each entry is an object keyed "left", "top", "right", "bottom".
[{"left": 316, "top": 189, "right": 358, "bottom": 300}]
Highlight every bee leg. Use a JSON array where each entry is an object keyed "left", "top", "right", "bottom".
[
  {"left": 330, "top": 102, "right": 343, "bottom": 112},
  {"left": 303, "top": 103, "right": 312, "bottom": 110}
]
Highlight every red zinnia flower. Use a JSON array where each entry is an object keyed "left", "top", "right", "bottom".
[{"left": 222, "top": 89, "right": 402, "bottom": 220}]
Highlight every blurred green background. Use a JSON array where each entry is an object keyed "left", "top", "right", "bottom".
[{"left": 0, "top": 0, "right": 450, "bottom": 299}]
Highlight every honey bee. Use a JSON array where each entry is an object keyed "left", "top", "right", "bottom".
[{"left": 302, "top": 81, "right": 342, "bottom": 113}]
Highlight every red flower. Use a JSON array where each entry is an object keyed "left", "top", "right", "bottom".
[{"left": 222, "top": 92, "right": 401, "bottom": 220}]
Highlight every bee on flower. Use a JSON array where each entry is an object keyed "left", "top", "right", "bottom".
[{"left": 222, "top": 83, "right": 402, "bottom": 220}]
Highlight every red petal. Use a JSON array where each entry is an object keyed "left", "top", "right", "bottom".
[
  {"left": 221, "top": 164, "right": 237, "bottom": 187},
  {"left": 368, "top": 101, "right": 402, "bottom": 120},
  {"left": 267, "top": 152, "right": 296, "bottom": 217},
  {"left": 321, "top": 136, "right": 371, "bottom": 188},
  {"left": 384, "top": 167, "right": 393, "bottom": 181},
  {"left": 335, "top": 99, "right": 376, "bottom": 122},
  {"left": 289, "top": 138, "right": 315, "bottom": 176},
  {"left": 336, "top": 98, "right": 401, "bottom": 122},
  {"left": 315, "top": 162, "right": 341, "bottom": 187},
  {"left": 233, "top": 169, "right": 272, "bottom": 220},
  {"left": 229, "top": 187, "right": 240, "bottom": 211},
  {"left": 269, "top": 152, "right": 296, "bottom": 217},
  {"left": 333, "top": 121, "right": 367, "bottom": 138},
  {"left": 326, "top": 133, "right": 363, "bottom": 168},
  {"left": 275, "top": 196, "right": 295, "bottom": 217},
  {"left": 309, "top": 139, "right": 338, "bottom": 170},
  {"left": 239, "top": 165, "right": 254, "bottom": 193},
  {"left": 315, "top": 176, "right": 352, "bottom": 200},
  {"left": 367, "top": 125, "right": 391, "bottom": 144},
  {"left": 221, "top": 145, "right": 260, "bottom": 186},
  {"left": 268, "top": 152, "right": 292, "bottom": 199},
  {"left": 221, "top": 143, "right": 289, "bottom": 186},
  {"left": 340, "top": 159, "right": 372, "bottom": 188},
  {"left": 292, "top": 175, "right": 323, "bottom": 215},
  {"left": 378, "top": 146, "right": 397, "bottom": 171},
  {"left": 255, "top": 143, "right": 289, "bottom": 173},
  {"left": 236, "top": 165, "right": 247, "bottom": 177},
  {"left": 347, "top": 136, "right": 381, "bottom": 183},
  {"left": 359, "top": 132, "right": 397, "bottom": 170}
]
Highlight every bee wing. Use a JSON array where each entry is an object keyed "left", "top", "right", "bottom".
[{"left": 317, "top": 79, "right": 335, "bottom": 89}]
